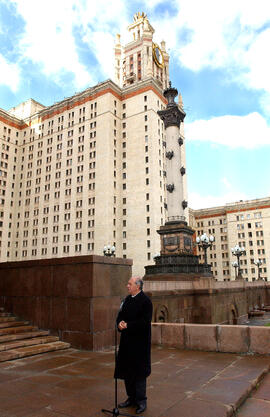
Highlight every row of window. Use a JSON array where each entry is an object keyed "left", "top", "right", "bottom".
[
  {"left": 197, "top": 212, "right": 262, "bottom": 228},
  {"left": 19, "top": 242, "right": 95, "bottom": 257}
]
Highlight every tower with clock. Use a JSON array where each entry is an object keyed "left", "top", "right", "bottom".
[{"left": 114, "top": 12, "right": 170, "bottom": 89}]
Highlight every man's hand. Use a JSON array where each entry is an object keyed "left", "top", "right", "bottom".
[{"left": 118, "top": 320, "right": 127, "bottom": 330}]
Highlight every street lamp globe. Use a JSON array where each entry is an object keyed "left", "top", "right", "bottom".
[
  {"left": 231, "top": 244, "right": 245, "bottom": 279},
  {"left": 196, "top": 233, "right": 215, "bottom": 271},
  {"left": 103, "top": 244, "right": 116, "bottom": 257}
]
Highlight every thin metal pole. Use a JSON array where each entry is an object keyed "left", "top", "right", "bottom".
[
  {"left": 115, "top": 324, "right": 118, "bottom": 410},
  {"left": 204, "top": 246, "right": 208, "bottom": 265}
]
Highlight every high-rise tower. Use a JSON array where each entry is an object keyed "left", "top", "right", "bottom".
[
  {"left": 0, "top": 13, "right": 188, "bottom": 277},
  {"left": 115, "top": 12, "right": 169, "bottom": 89}
]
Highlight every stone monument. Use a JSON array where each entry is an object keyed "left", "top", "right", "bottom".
[{"left": 144, "top": 82, "right": 211, "bottom": 280}]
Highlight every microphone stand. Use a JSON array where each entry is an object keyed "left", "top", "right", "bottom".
[{"left": 101, "top": 308, "right": 138, "bottom": 417}]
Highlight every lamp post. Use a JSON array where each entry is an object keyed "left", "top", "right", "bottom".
[
  {"left": 254, "top": 259, "right": 263, "bottom": 280},
  {"left": 103, "top": 245, "right": 116, "bottom": 257},
  {"left": 196, "top": 233, "right": 215, "bottom": 271},
  {"left": 231, "top": 245, "right": 245, "bottom": 280},
  {"left": 232, "top": 261, "right": 238, "bottom": 280}
]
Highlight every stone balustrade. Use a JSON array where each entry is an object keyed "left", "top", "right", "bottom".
[
  {"left": 152, "top": 322, "right": 270, "bottom": 355},
  {"left": 144, "top": 279, "right": 270, "bottom": 292}
]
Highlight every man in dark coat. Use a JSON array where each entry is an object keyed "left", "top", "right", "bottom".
[{"left": 114, "top": 276, "right": 153, "bottom": 414}]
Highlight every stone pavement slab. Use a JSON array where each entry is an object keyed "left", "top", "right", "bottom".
[
  {"left": 253, "top": 373, "right": 270, "bottom": 401},
  {"left": 237, "top": 370, "right": 270, "bottom": 416},
  {"left": 0, "top": 346, "right": 269, "bottom": 417},
  {"left": 237, "top": 398, "right": 270, "bottom": 417}
]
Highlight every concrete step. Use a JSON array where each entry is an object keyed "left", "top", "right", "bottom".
[
  {"left": 0, "top": 312, "right": 12, "bottom": 317},
  {"left": 0, "top": 316, "right": 17, "bottom": 323},
  {"left": 237, "top": 371, "right": 270, "bottom": 416},
  {"left": 0, "top": 308, "right": 69, "bottom": 363},
  {"left": 0, "top": 320, "right": 29, "bottom": 329},
  {"left": 0, "top": 325, "right": 38, "bottom": 336},
  {"left": 0, "top": 335, "right": 60, "bottom": 351},
  {"left": 0, "top": 341, "right": 71, "bottom": 362},
  {"left": 0, "top": 330, "right": 50, "bottom": 344}
]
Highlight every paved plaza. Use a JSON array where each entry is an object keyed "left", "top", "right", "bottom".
[
  {"left": 243, "top": 312, "right": 270, "bottom": 327},
  {"left": 0, "top": 346, "right": 269, "bottom": 417}
]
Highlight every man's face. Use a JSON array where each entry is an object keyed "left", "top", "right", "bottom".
[{"left": 127, "top": 278, "right": 140, "bottom": 296}]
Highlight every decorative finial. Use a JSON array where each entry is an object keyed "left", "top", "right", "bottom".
[
  {"left": 164, "top": 82, "right": 178, "bottom": 108},
  {"left": 134, "top": 11, "right": 147, "bottom": 22}
]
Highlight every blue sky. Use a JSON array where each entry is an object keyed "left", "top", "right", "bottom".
[{"left": 0, "top": 0, "right": 270, "bottom": 209}]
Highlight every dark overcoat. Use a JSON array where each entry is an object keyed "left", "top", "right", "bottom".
[{"left": 114, "top": 291, "right": 153, "bottom": 380}]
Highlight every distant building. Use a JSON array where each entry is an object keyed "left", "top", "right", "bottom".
[
  {"left": 0, "top": 13, "right": 188, "bottom": 276},
  {"left": 190, "top": 197, "right": 270, "bottom": 281}
]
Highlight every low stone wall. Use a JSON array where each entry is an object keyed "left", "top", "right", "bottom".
[
  {"left": 0, "top": 255, "right": 132, "bottom": 351},
  {"left": 146, "top": 279, "right": 270, "bottom": 324},
  {"left": 152, "top": 322, "right": 270, "bottom": 355}
]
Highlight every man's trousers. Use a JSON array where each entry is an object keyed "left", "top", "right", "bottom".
[{"left": 124, "top": 376, "right": 147, "bottom": 406}]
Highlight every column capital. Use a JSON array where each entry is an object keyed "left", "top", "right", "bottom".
[{"left": 158, "top": 106, "right": 186, "bottom": 129}]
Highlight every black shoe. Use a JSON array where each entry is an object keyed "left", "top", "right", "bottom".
[
  {"left": 118, "top": 398, "right": 134, "bottom": 408},
  {"left": 136, "top": 404, "right": 146, "bottom": 414}
]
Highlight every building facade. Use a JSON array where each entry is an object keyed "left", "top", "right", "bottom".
[
  {"left": 190, "top": 197, "right": 270, "bottom": 281},
  {"left": 0, "top": 13, "right": 187, "bottom": 276}
]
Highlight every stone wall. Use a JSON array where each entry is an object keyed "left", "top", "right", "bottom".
[
  {"left": 152, "top": 322, "right": 270, "bottom": 355},
  {"left": 145, "top": 279, "right": 270, "bottom": 324},
  {"left": 0, "top": 255, "right": 132, "bottom": 350}
]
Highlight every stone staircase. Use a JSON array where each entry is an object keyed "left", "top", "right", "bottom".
[{"left": 0, "top": 307, "right": 70, "bottom": 362}]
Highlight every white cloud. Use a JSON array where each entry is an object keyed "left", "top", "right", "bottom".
[
  {"left": 241, "top": 28, "right": 270, "bottom": 92},
  {"left": 189, "top": 189, "right": 249, "bottom": 210},
  {"left": 9, "top": 0, "right": 133, "bottom": 90},
  {"left": 0, "top": 54, "right": 20, "bottom": 92},
  {"left": 189, "top": 176, "right": 249, "bottom": 210},
  {"left": 174, "top": 0, "right": 270, "bottom": 74},
  {"left": 260, "top": 93, "right": 270, "bottom": 118},
  {"left": 10, "top": 0, "right": 128, "bottom": 90},
  {"left": 221, "top": 177, "right": 231, "bottom": 191},
  {"left": 146, "top": 1, "right": 270, "bottom": 115},
  {"left": 3, "top": 0, "right": 270, "bottom": 116},
  {"left": 185, "top": 112, "right": 270, "bottom": 149},
  {"left": 75, "top": 0, "right": 129, "bottom": 80}
]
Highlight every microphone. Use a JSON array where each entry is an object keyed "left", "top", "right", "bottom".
[{"left": 119, "top": 297, "right": 125, "bottom": 312}]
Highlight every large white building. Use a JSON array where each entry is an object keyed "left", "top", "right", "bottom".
[
  {"left": 0, "top": 13, "right": 188, "bottom": 276},
  {"left": 190, "top": 197, "right": 270, "bottom": 281}
]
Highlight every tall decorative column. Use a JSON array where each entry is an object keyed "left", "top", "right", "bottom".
[
  {"left": 145, "top": 82, "right": 212, "bottom": 279},
  {"left": 159, "top": 81, "right": 187, "bottom": 223}
]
